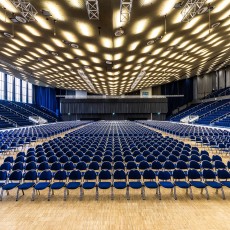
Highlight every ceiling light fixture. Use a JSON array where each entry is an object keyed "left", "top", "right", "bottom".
[
  {"left": 77, "top": 69, "right": 96, "bottom": 91},
  {"left": 3, "top": 32, "right": 14, "bottom": 38},
  {"left": 130, "top": 70, "right": 146, "bottom": 90},
  {"left": 115, "top": 27, "right": 124, "bottom": 37}
]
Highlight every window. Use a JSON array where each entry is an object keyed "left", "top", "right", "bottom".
[
  {"left": 15, "top": 77, "right": 21, "bottom": 102},
  {"left": 28, "top": 82, "right": 33, "bottom": 103},
  {"left": 22, "top": 80, "right": 27, "bottom": 103},
  {"left": 0, "top": 72, "right": 4, "bottom": 100},
  {"left": 7, "top": 75, "right": 13, "bottom": 101}
]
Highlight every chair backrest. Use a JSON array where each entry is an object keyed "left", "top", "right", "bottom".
[
  {"left": 201, "top": 160, "right": 213, "bottom": 169},
  {"left": 39, "top": 170, "right": 53, "bottom": 181},
  {"left": 51, "top": 162, "right": 62, "bottom": 171},
  {"left": 139, "top": 161, "right": 149, "bottom": 170},
  {"left": 69, "top": 170, "right": 82, "bottom": 180},
  {"left": 176, "top": 160, "right": 188, "bottom": 170},
  {"left": 163, "top": 160, "right": 175, "bottom": 170},
  {"left": 113, "top": 169, "right": 126, "bottom": 180},
  {"left": 188, "top": 169, "right": 201, "bottom": 180},
  {"left": 158, "top": 171, "right": 171, "bottom": 181},
  {"left": 128, "top": 169, "right": 141, "bottom": 180},
  {"left": 173, "top": 169, "right": 186, "bottom": 180},
  {"left": 76, "top": 161, "right": 87, "bottom": 171},
  {"left": 217, "top": 169, "right": 230, "bottom": 180},
  {"left": 24, "top": 170, "right": 37, "bottom": 181},
  {"left": 84, "top": 170, "right": 97, "bottom": 180},
  {"left": 25, "top": 162, "right": 37, "bottom": 171},
  {"left": 99, "top": 170, "right": 111, "bottom": 180},
  {"left": 88, "top": 161, "right": 100, "bottom": 170},
  {"left": 203, "top": 169, "right": 216, "bottom": 180},
  {"left": 143, "top": 169, "right": 156, "bottom": 180},
  {"left": 126, "top": 161, "right": 137, "bottom": 170},
  {"left": 63, "top": 161, "right": 75, "bottom": 171},
  {"left": 101, "top": 161, "right": 112, "bottom": 170},
  {"left": 0, "top": 162, "right": 12, "bottom": 171},
  {"left": 151, "top": 161, "right": 162, "bottom": 170},
  {"left": 114, "top": 161, "right": 125, "bottom": 170},
  {"left": 9, "top": 170, "right": 23, "bottom": 181},
  {"left": 38, "top": 162, "right": 50, "bottom": 171},
  {"left": 54, "top": 170, "right": 67, "bottom": 180},
  {"left": 0, "top": 170, "right": 8, "bottom": 181},
  {"left": 189, "top": 160, "right": 201, "bottom": 170}
]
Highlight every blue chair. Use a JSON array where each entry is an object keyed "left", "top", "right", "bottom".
[
  {"left": 4, "top": 156, "right": 14, "bottom": 164},
  {"left": 0, "top": 170, "right": 8, "bottom": 195},
  {"left": 173, "top": 169, "right": 192, "bottom": 200},
  {"left": 101, "top": 161, "right": 112, "bottom": 171},
  {"left": 76, "top": 161, "right": 87, "bottom": 173},
  {"left": 65, "top": 170, "right": 82, "bottom": 200},
  {"left": 1, "top": 170, "right": 23, "bottom": 201},
  {"left": 142, "top": 169, "right": 158, "bottom": 198},
  {"left": 32, "top": 170, "right": 52, "bottom": 201},
  {"left": 82, "top": 170, "right": 97, "bottom": 199},
  {"left": 158, "top": 171, "right": 176, "bottom": 200},
  {"left": 203, "top": 169, "right": 225, "bottom": 199},
  {"left": 51, "top": 162, "right": 62, "bottom": 175},
  {"left": 25, "top": 162, "right": 37, "bottom": 171},
  {"left": 12, "top": 162, "right": 24, "bottom": 171},
  {"left": 126, "top": 161, "right": 138, "bottom": 171},
  {"left": 16, "top": 170, "right": 37, "bottom": 201},
  {"left": 188, "top": 169, "right": 208, "bottom": 199},
  {"left": 114, "top": 161, "right": 125, "bottom": 170},
  {"left": 48, "top": 170, "right": 67, "bottom": 200},
  {"left": 217, "top": 169, "right": 230, "bottom": 189},
  {"left": 163, "top": 161, "right": 175, "bottom": 175},
  {"left": 138, "top": 161, "right": 150, "bottom": 171},
  {"left": 127, "top": 170, "right": 143, "bottom": 200},
  {"left": 151, "top": 161, "right": 162, "bottom": 175},
  {"left": 70, "top": 155, "right": 80, "bottom": 164},
  {"left": 97, "top": 170, "right": 112, "bottom": 199},
  {"left": 113, "top": 170, "right": 127, "bottom": 199},
  {"left": 0, "top": 162, "right": 12, "bottom": 172}
]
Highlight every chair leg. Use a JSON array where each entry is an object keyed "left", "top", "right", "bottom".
[
  {"left": 189, "top": 187, "right": 193, "bottom": 200},
  {"left": 31, "top": 188, "right": 35, "bottom": 201},
  {"left": 111, "top": 186, "right": 114, "bottom": 200},
  {"left": 126, "top": 186, "right": 130, "bottom": 200},
  {"left": 0, "top": 189, "right": 3, "bottom": 201},
  {"left": 16, "top": 189, "right": 20, "bottom": 201},
  {"left": 48, "top": 188, "right": 51, "bottom": 201},
  {"left": 158, "top": 186, "right": 161, "bottom": 200},
  {"left": 205, "top": 187, "right": 209, "bottom": 200},
  {"left": 80, "top": 187, "right": 83, "bottom": 200},
  {"left": 173, "top": 187, "right": 177, "bottom": 200},
  {"left": 220, "top": 187, "right": 225, "bottom": 200},
  {"left": 142, "top": 186, "right": 146, "bottom": 200},
  {"left": 96, "top": 187, "right": 99, "bottom": 200},
  {"left": 201, "top": 188, "right": 203, "bottom": 194},
  {"left": 64, "top": 188, "right": 67, "bottom": 201}
]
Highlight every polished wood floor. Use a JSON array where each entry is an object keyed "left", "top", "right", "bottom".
[{"left": 0, "top": 124, "right": 230, "bottom": 230}]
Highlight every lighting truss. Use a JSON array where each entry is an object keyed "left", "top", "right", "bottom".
[
  {"left": 181, "top": 0, "right": 207, "bottom": 22},
  {"left": 120, "top": 0, "right": 133, "bottom": 22},
  {"left": 85, "top": 0, "right": 99, "bottom": 20},
  {"left": 77, "top": 69, "right": 96, "bottom": 92},
  {"left": 9, "top": 0, "right": 38, "bottom": 22},
  {"left": 130, "top": 70, "right": 146, "bottom": 91}
]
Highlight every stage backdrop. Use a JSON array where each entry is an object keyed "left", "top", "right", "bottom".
[{"left": 60, "top": 98, "right": 168, "bottom": 121}]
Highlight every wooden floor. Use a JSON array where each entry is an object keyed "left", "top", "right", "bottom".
[{"left": 1, "top": 124, "right": 230, "bottom": 230}]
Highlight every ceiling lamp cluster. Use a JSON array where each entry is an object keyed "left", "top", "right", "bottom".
[
  {"left": 77, "top": 69, "right": 96, "bottom": 92},
  {"left": 120, "top": 0, "right": 133, "bottom": 22},
  {"left": 9, "top": 0, "right": 38, "bottom": 22},
  {"left": 181, "top": 0, "right": 207, "bottom": 22},
  {"left": 130, "top": 70, "right": 146, "bottom": 91},
  {"left": 85, "top": 0, "right": 99, "bottom": 20},
  {"left": 62, "top": 40, "right": 79, "bottom": 49}
]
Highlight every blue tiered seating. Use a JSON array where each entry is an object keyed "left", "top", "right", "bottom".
[
  {"left": 0, "top": 121, "right": 229, "bottom": 201},
  {"left": 204, "top": 87, "right": 230, "bottom": 99}
]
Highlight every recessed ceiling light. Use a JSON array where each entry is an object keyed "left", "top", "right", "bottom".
[
  {"left": 211, "top": 22, "right": 221, "bottom": 28},
  {"left": 155, "top": 36, "right": 163, "bottom": 41},
  {"left": 106, "top": 60, "right": 113, "bottom": 65},
  {"left": 70, "top": 43, "right": 79, "bottom": 49},
  {"left": 114, "top": 27, "right": 124, "bottom": 37},
  {"left": 15, "top": 15, "right": 27, "bottom": 23},
  {"left": 147, "top": 40, "right": 155, "bottom": 46},
  {"left": 3, "top": 32, "right": 14, "bottom": 38},
  {"left": 167, "top": 46, "right": 176, "bottom": 51},
  {"left": 173, "top": 1, "right": 184, "bottom": 9},
  {"left": 197, "top": 6, "right": 214, "bottom": 15}
]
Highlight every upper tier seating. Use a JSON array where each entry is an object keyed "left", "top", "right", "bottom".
[
  {"left": 0, "top": 100, "right": 61, "bottom": 129},
  {"left": 203, "top": 87, "right": 230, "bottom": 99}
]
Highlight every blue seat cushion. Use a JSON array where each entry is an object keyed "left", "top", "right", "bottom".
[
  {"left": 206, "top": 181, "right": 222, "bottom": 189},
  {"left": 159, "top": 181, "right": 174, "bottom": 188},
  {"left": 174, "top": 181, "right": 190, "bottom": 188},
  {"left": 66, "top": 182, "right": 81, "bottom": 189},
  {"left": 2, "top": 183, "right": 20, "bottom": 190},
  {"left": 98, "top": 182, "right": 111, "bottom": 189},
  {"left": 190, "top": 181, "right": 206, "bottom": 188},
  {"left": 83, "top": 182, "right": 96, "bottom": 189},
  {"left": 0, "top": 182, "right": 5, "bottom": 187},
  {"left": 129, "top": 182, "right": 142, "bottom": 189},
  {"left": 220, "top": 181, "right": 230, "bottom": 188},
  {"left": 114, "top": 182, "right": 127, "bottom": 189},
  {"left": 34, "top": 182, "right": 50, "bottom": 190},
  {"left": 144, "top": 181, "right": 158, "bottom": 189},
  {"left": 50, "top": 182, "right": 66, "bottom": 190},
  {"left": 18, "top": 182, "right": 35, "bottom": 190}
]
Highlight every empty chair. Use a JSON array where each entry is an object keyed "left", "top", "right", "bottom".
[
  {"left": 4, "top": 156, "right": 14, "bottom": 164},
  {"left": 16, "top": 170, "right": 37, "bottom": 201},
  {"left": 48, "top": 170, "right": 67, "bottom": 200},
  {"left": 203, "top": 169, "right": 225, "bottom": 199},
  {"left": 212, "top": 155, "right": 222, "bottom": 162},
  {"left": 188, "top": 169, "right": 208, "bottom": 199},
  {"left": 114, "top": 155, "right": 123, "bottom": 162},
  {"left": 82, "top": 170, "right": 97, "bottom": 199},
  {"left": 126, "top": 161, "right": 138, "bottom": 171},
  {"left": 214, "top": 161, "right": 226, "bottom": 170},
  {"left": 88, "top": 161, "right": 100, "bottom": 172},
  {"left": 63, "top": 161, "right": 75, "bottom": 174},
  {"left": 151, "top": 161, "right": 163, "bottom": 175},
  {"left": 173, "top": 169, "right": 192, "bottom": 200},
  {"left": 168, "top": 155, "right": 178, "bottom": 163},
  {"left": 135, "top": 155, "right": 145, "bottom": 163},
  {"left": 157, "top": 155, "right": 167, "bottom": 163},
  {"left": 70, "top": 155, "right": 80, "bottom": 164},
  {"left": 217, "top": 169, "right": 230, "bottom": 189},
  {"left": 112, "top": 170, "right": 127, "bottom": 199},
  {"left": 65, "top": 170, "right": 82, "bottom": 200},
  {"left": 12, "top": 162, "right": 24, "bottom": 171},
  {"left": 59, "top": 155, "right": 69, "bottom": 164},
  {"left": 76, "top": 162, "right": 87, "bottom": 172},
  {"left": 25, "top": 162, "right": 37, "bottom": 171},
  {"left": 51, "top": 162, "right": 62, "bottom": 175},
  {"left": 32, "top": 170, "right": 53, "bottom": 201},
  {"left": 0, "top": 162, "right": 12, "bottom": 172},
  {"left": 97, "top": 170, "right": 112, "bottom": 199},
  {"left": 101, "top": 161, "right": 112, "bottom": 171},
  {"left": 1, "top": 170, "right": 23, "bottom": 201},
  {"left": 201, "top": 160, "right": 214, "bottom": 170},
  {"left": 142, "top": 169, "right": 158, "bottom": 198},
  {"left": 163, "top": 161, "right": 175, "bottom": 175},
  {"left": 114, "top": 161, "right": 125, "bottom": 170},
  {"left": 138, "top": 161, "right": 150, "bottom": 171},
  {"left": 0, "top": 171, "right": 8, "bottom": 196},
  {"left": 158, "top": 171, "right": 176, "bottom": 200},
  {"left": 48, "top": 155, "right": 58, "bottom": 164}
]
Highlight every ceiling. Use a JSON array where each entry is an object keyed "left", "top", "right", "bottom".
[{"left": 0, "top": 0, "right": 229, "bottom": 95}]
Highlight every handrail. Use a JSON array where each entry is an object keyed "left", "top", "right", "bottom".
[
  {"left": 25, "top": 104, "right": 57, "bottom": 121},
  {"left": 0, "top": 115, "right": 17, "bottom": 126},
  {"left": 0, "top": 103, "right": 29, "bottom": 119},
  {"left": 198, "top": 101, "right": 230, "bottom": 119},
  {"left": 190, "top": 100, "right": 218, "bottom": 116}
]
